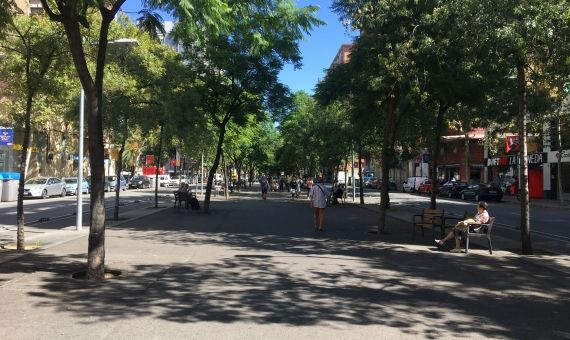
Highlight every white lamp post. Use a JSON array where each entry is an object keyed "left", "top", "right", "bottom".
[{"left": 76, "top": 87, "right": 84, "bottom": 230}]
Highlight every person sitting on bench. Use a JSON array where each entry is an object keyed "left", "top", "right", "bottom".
[{"left": 435, "top": 201, "right": 489, "bottom": 253}]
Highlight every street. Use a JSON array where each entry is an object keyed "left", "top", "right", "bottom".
[
  {"left": 350, "top": 188, "right": 570, "bottom": 253},
  {"left": 1, "top": 185, "right": 568, "bottom": 254},
  {"left": 0, "top": 187, "right": 159, "bottom": 229},
  {"left": 0, "top": 187, "right": 568, "bottom": 339}
]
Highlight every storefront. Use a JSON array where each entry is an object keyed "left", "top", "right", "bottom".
[
  {"left": 545, "top": 150, "right": 570, "bottom": 200},
  {"left": 485, "top": 152, "right": 546, "bottom": 198}
]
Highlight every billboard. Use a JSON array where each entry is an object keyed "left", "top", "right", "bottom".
[{"left": 0, "top": 127, "right": 14, "bottom": 146}]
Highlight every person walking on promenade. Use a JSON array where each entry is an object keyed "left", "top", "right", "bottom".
[
  {"left": 435, "top": 201, "right": 490, "bottom": 253},
  {"left": 309, "top": 178, "right": 328, "bottom": 231},
  {"left": 260, "top": 176, "right": 269, "bottom": 200}
]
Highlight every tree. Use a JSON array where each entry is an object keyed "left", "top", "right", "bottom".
[
  {"left": 478, "top": 0, "right": 570, "bottom": 254},
  {"left": 224, "top": 117, "right": 257, "bottom": 191},
  {"left": 0, "top": 13, "right": 68, "bottom": 250},
  {"left": 179, "top": 0, "right": 321, "bottom": 213},
  {"left": 333, "top": 0, "right": 425, "bottom": 235},
  {"left": 39, "top": 0, "right": 130, "bottom": 279}
]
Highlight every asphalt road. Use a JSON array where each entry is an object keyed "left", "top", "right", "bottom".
[{"left": 0, "top": 186, "right": 184, "bottom": 230}]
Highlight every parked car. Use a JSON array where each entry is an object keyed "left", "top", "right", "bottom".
[
  {"left": 402, "top": 176, "right": 428, "bottom": 193},
  {"left": 106, "top": 175, "right": 127, "bottom": 192},
  {"left": 460, "top": 183, "right": 503, "bottom": 202},
  {"left": 158, "top": 174, "right": 172, "bottom": 187},
  {"left": 24, "top": 177, "right": 66, "bottom": 199},
  {"left": 128, "top": 175, "right": 151, "bottom": 189},
  {"left": 417, "top": 179, "right": 433, "bottom": 195},
  {"left": 168, "top": 175, "right": 188, "bottom": 187},
  {"left": 370, "top": 178, "right": 397, "bottom": 191},
  {"left": 63, "top": 177, "right": 89, "bottom": 195},
  {"left": 438, "top": 181, "right": 468, "bottom": 198}
]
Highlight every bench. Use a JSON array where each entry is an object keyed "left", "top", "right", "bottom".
[
  {"left": 412, "top": 209, "right": 444, "bottom": 239},
  {"left": 465, "top": 217, "right": 495, "bottom": 254},
  {"left": 173, "top": 191, "right": 198, "bottom": 209},
  {"left": 173, "top": 191, "right": 188, "bottom": 208}
]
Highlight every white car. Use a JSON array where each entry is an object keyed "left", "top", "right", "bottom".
[
  {"left": 24, "top": 177, "right": 66, "bottom": 199},
  {"left": 402, "top": 176, "right": 428, "bottom": 193},
  {"left": 169, "top": 175, "right": 188, "bottom": 187},
  {"left": 63, "top": 177, "right": 89, "bottom": 195},
  {"left": 158, "top": 174, "right": 172, "bottom": 187}
]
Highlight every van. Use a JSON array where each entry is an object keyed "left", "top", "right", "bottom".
[
  {"left": 158, "top": 174, "right": 171, "bottom": 187},
  {"left": 403, "top": 176, "right": 428, "bottom": 193}
]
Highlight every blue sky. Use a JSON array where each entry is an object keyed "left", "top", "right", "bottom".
[{"left": 121, "top": 0, "right": 356, "bottom": 95}]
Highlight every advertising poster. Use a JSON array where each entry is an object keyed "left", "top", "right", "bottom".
[{"left": 0, "top": 127, "right": 13, "bottom": 146}]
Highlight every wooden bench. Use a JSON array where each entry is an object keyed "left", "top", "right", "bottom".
[{"left": 412, "top": 209, "right": 444, "bottom": 239}]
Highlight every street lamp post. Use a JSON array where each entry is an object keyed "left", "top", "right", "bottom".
[
  {"left": 351, "top": 144, "right": 352, "bottom": 202},
  {"left": 76, "top": 87, "right": 84, "bottom": 231}
]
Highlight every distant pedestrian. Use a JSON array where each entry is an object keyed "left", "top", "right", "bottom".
[
  {"left": 260, "top": 176, "right": 269, "bottom": 200},
  {"left": 309, "top": 178, "right": 328, "bottom": 231}
]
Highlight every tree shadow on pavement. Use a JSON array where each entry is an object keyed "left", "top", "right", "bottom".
[{"left": 3, "top": 197, "right": 568, "bottom": 339}]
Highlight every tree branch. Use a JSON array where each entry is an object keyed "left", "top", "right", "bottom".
[{"left": 39, "top": 0, "right": 63, "bottom": 22}]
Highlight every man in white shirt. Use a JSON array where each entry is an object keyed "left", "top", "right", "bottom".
[{"left": 309, "top": 178, "right": 328, "bottom": 231}]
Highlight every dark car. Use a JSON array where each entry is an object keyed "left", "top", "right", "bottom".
[
  {"left": 438, "top": 181, "right": 468, "bottom": 198},
  {"left": 460, "top": 183, "right": 503, "bottom": 202},
  {"left": 128, "top": 175, "right": 151, "bottom": 189},
  {"left": 371, "top": 178, "right": 397, "bottom": 191}
]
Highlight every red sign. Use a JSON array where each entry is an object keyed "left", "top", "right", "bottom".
[
  {"left": 506, "top": 135, "right": 519, "bottom": 153},
  {"left": 142, "top": 166, "right": 164, "bottom": 176},
  {"left": 146, "top": 155, "right": 155, "bottom": 166}
]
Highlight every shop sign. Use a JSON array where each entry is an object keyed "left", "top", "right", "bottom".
[
  {"left": 0, "top": 127, "right": 13, "bottom": 146},
  {"left": 485, "top": 152, "right": 546, "bottom": 167},
  {"left": 547, "top": 150, "right": 570, "bottom": 163}
]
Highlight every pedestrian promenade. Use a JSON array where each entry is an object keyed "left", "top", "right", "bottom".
[{"left": 0, "top": 189, "right": 568, "bottom": 339}]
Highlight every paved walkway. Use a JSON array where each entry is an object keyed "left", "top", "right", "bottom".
[{"left": 0, "top": 189, "right": 568, "bottom": 339}]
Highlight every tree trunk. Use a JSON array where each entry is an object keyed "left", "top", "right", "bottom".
[
  {"left": 343, "top": 157, "right": 348, "bottom": 185},
  {"left": 85, "top": 89, "right": 107, "bottom": 280},
  {"left": 222, "top": 148, "right": 229, "bottom": 199},
  {"left": 430, "top": 103, "right": 447, "bottom": 209},
  {"left": 517, "top": 62, "right": 532, "bottom": 254},
  {"left": 556, "top": 117, "right": 564, "bottom": 206},
  {"left": 236, "top": 163, "right": 242, "bottom": 192},
  {"left": 464, "top": 132, "right": 470, "bottom": 183},
  {"left": 358, "top": 143, "right": 364, "bottom": 205},
  {"left": 16, "top": 91, "right": 33, "bottom": 250},
  {"left": 113, "top": 133, "right": 127, "bottom": 220},
  {"left": 154, "top": 123, "right": 163, "bottom": 208},
  {"left": 378, "top": 91, "right": 399, "bottom": 235},
  {"left": 203, "top": 125, "right": 226, "bottom": 213}
]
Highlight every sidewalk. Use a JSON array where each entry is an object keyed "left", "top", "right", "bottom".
[
  {"left": 0, "top": 190, "right": 568, "bottom": 339},
  {"left": 501, "top": 194, "right": 570, "bottom": 209},
  {"left": 346, "top": 195, "right": 570, "bottom": 276}
]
